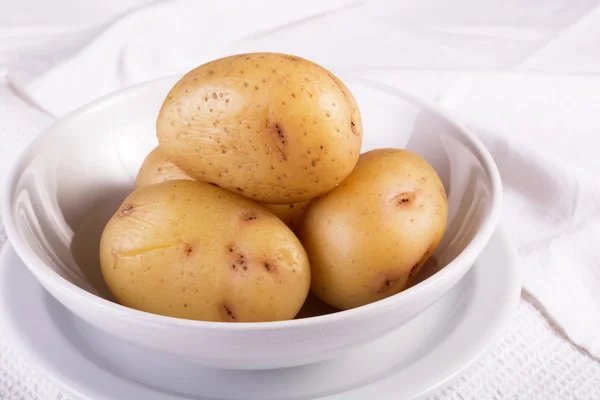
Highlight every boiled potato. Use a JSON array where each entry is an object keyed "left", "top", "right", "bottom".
[
  {"left": 135, "top": 146, "right": 310, "bottom": 230},
  {"left": 134, "top": 146, "right": 194, "bottom": 189},
  {"left": 156, "top": 52, "right": 362, "bottom": 204},
  {"left": 99, "top": 180, "right": 311, "bottom": 322},
  {"left": 262, "top": 201, "right": 310, "bottom": 232},
  {"left": 299, "top": 148, "right": 448, "bottom": 310}
]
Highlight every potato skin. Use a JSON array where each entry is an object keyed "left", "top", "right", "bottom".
[
  {"left": 299, "top": 149, "right": 448, "bottom": 310},
  {"left": 135, "top": 146, "right": 194, "bottom": 189},
  {"left": 156, "top": 52, "right": 362, "bottom": 204},
  {"left": 262, "top": 201, "right": 310, "bottom": 232},
  {"left": 135, "top": 146, "right": 310, "bottom": 230},
  {"left": 99, "top": 180, "right": 310, "bottom": 322}
]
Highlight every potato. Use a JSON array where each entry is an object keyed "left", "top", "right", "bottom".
[
  {"left": 262, "top": 201, "right": 310, "bottom": 232},
  {"left": 134, "top": 146, "right": 194, "bottom": 189},
  {"left": 135, "top": 146, "right": 310, "bottom": 230},
  {"left": 99, "top": 180, "right": 311, "bottom": 322},
  {"left": 299, "top": 148, "right": 448, "bottom": 310},
  {"left": 156, "top": 52, "right": 362, "bottom": 204}
]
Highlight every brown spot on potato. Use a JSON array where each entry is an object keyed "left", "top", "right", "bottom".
[
  {"left": 409, "top": 263, "right": 419, "bottom": 278},
  {"left": 207, "top": 70, "right": 214, "bottom": 75},
  {"left": 350, "top": 119, "right": 358, "bottom": 135},
  {"left": 393, "top": 191, "right": 416, "bottom": 206},
  {"left": 263, "top": 261, "right": 276, "bottom": 273},
  {"left": 222, "top": 304, "right": 236, "bottom": 321},
  {"left": 377, "top": 276, "right": 401, "bottom": 293},
  {"left": 241, "top": 210, "right": 258, "bottom": 221},
  {"left": 274, "top": 124, "right": 285, "bottom": 144},
  {"left": 244, "top": 82, "right": 248, "bottom": 87},
  {"left": 266, "top": 120, "right": 288, "bottom": 161},
  {"left": 236, "top": 187, "right": 244, "bottom": 192},
  {"left": 119, "top": 204, "right": 134, "bottom": 216},
  {"left": 212, "top": 92, "right": 217, "bottom": 100},
  {"left": 228, "top": 245, "right": 248, "bottom": 271}
]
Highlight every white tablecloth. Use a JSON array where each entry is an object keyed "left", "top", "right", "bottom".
[{"left": 1, "top": 1, "right": 600, "bottom": 399}]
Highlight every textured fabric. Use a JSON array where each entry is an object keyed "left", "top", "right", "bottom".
[
  {"left": 432, "top": 298, "right": 600, "bottom": 400},
  {"left": 2, "top": 1, "right": 600, "bottom": 399}
]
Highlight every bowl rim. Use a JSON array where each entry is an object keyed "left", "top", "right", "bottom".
[{"left": 1, "top": 74, "right": 503, "bottom": 331}]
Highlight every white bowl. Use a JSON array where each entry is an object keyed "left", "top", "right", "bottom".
[{"left": 1, "top": 75, "right": 502, "bottom": 370}]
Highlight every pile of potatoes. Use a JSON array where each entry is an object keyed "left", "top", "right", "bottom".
[{"left": 99, "top": 52, "right": 448, "bottom": 323}]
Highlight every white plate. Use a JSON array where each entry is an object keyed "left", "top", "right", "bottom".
[{"left": 0, "top": 227, "right": 520, "bottom": 400}]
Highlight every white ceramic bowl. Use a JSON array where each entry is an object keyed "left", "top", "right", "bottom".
[{"left": 1, "top": 75, "right": 502, "bottom": 370}]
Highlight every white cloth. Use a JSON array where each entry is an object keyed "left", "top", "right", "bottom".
[{"left": 2, "top": 0, "right": 600, "bottom": 398}]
